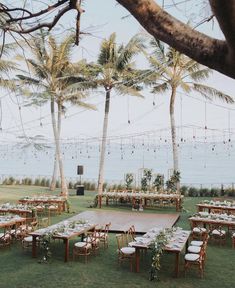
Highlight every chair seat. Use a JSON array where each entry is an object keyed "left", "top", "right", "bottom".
[
  {"left": 23, "top": 236, "right": 33, "bottom": 242},
  {"left": 83, "top": 237, "right": 100, "bottom": 245},
  {"left": 211, "top": 229, "right": 226, "bottom": 235},
  {"left": 74, "top": 242, "right": 92, "bottom": 249},
  {"left": 96, "top": 232, "right": 106, "bottom": 238},
  {"left": 49, "top": 205, "right": 57, "bottom": 210},
  {"left": 187, "top": 245, "right": 201, "bottom": 254},
  {"left": 0, "top": 232, "right": 11, "bottom": 239},
  {"left": 190, "top": 240, "right": 203, "bottom": 246},
  {"left": 193, "top": 227, "right": 207, "bottom": 233},
  {"left": 120, "top": 247, "right": 135, "bottom": 254},
  {"left": 185, "top": 253, "right": 200, "bottom": 261}
]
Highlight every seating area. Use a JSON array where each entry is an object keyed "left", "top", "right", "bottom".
[{"left": 0, "top": 187, "right": 235, "bottom": 288}]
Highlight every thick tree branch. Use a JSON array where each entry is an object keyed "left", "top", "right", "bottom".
[
  {"left": 209, "top": 0, "right": 235, "bottom": 52},
  {"left": 117, "top": 0, "right": 235, "bottom": 79}
]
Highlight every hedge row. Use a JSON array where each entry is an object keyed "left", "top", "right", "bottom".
[{"left": 1, "top": 176, "right": 235, "bottom": 197}]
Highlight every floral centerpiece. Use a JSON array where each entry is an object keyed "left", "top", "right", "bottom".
[{"left": 149, "top": 228, "right": 173, "bottom": 281}]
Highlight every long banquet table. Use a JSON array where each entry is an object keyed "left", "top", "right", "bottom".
[
  {"left": 102, "top": 191, "right": 183, "bottom": 211},
  {"left": 19, "top": 196, "right": 67, "bottom": 213},
  {"left": 0, "top": 215, "right": 26, "bottom": 228},
  {"left": 30, "top": 215, "right": 96, "bottom": 262},
  {"left": 129, "top": 227, "right": 190, "bottom": 277},
  {"left": 189, "top": 212, "right": 235, "bottom": 230},
  {"left": 196, "top": 202, "right": 235, "bottom": 215}
]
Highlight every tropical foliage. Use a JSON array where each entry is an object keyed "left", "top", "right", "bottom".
[
  {"left": 89, "top": 32, "right": 145, "bottom": 206},
  {"left": 17, "top": 31, "right": 95, "bottom": 196},
  {"left": 145, "top": 39, "right": 234, "bottom": 177}
]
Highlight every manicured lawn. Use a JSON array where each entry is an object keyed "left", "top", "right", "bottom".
[{"left": 0, "top": 185, "right": 234, "bottom": 288}]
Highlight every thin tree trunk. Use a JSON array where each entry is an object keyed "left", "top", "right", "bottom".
[
  {"left": 97, "top": 89, "right": 111, "bottom": 208},
  {"left": 50, "top": 153, "right": 58, "bottom": 191},
  {"left": 170, "top": 86, "right": 180, "bottom": 191},
  {"left": 57, "top": 101, "right": 68, "bottom": 197},
  {"left": 170, "top": 86, "right": 179, "bottom": 171},
  {"left": 50, "top": 98, "right": 68, "bottom": 197},
  {"left": 50, "top": 98, "right": 58, "bottom": 191}
]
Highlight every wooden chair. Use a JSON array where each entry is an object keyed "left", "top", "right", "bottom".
[
  {"left": 116, "top": 233, "right": 136, "bottom": 272},
  {"left": 184, "top": 246, "right": 206, "bottom": 278},
  {"left": 73, "top": 234, "right": 93, "bottom": 263},
  {"left": 190, "top": 220, "right": 208, "bottom": 241},
  {"left": 190, "top": 232, "right": 209, "bottom": 247},
  {"left": 0, "top": 225, "right": 12, "bottom": 248},
  {"left": 209, "top": 224, "right": 226, "bottom": 245},
  {"left": 96, "top": 222, "right": 111, "bottom": 248},
  {"left": 86, "top": 229, "right": 100, "bottom": 255},
  {"left": 11, "top": 219, "right": 27, "bottom": 241},
  {"left": 125, "top": 225, "right": 136, "bottom": 245}
]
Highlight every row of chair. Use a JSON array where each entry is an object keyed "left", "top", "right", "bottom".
[
  {"left": 0, "top": 218, "right": 38, "bottom": 249},
  {"left": 184, "top": 233, "right": 209, "bottom": 278},
  {"left": 191, "top": 222, "right": 235, "bottom": 247}
]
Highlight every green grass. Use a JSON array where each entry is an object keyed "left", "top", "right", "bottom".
[{"left": 0, "top": 185, "right": 234, "bottom": 288}]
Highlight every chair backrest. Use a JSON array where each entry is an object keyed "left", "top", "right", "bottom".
[
  {"left": 116, "top": 234, "right": 126, "bottom": 250},
  {"left": 125, "top": 225, "right": 135, "bottom": 245},
  {"left": 104, "top": 222, "right": 111, "bottom": 234}
]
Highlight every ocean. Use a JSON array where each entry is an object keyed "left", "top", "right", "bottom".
[{"left": 0, "top": 141, "right": 234, "bottom": 188}]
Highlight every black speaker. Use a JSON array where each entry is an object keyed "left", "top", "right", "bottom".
[
  {"left": 76, "top": 185, "right": 84, "bottom": 196},
  {"left": 77, "top": 165, "right": 84, "bottom": 175}
]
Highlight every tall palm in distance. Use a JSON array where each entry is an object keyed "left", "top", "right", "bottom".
[
  {"left": 17, "top": 32, "right": 95, "bottom": 196},
  {"left": 146, "top": 39, "right": 234, "bottom": 186},
  {"left": 91, "top": 33, "right": 145, "bottom": 207},
  {"left": 0, "top": 44, "right": 18, "bottom": 131}
]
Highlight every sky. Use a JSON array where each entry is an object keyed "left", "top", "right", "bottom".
[{"left": 1, "top": 0, "right": 235, "bottom": 146}]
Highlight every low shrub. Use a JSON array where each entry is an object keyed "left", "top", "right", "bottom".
[{"left": 188, "top": 187, "right": 199, "bottom": 197}]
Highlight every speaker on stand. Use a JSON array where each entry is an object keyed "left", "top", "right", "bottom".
[{"left": 76, "top": 165, "right": 84, "bottom": 195}]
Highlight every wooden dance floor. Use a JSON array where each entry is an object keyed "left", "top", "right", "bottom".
[{"left": 76, "top": 210, "right": 180, "bottom": 233}]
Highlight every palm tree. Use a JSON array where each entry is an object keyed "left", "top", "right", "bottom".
[
  {"left": 17, "top": 32, "right": 95, "bottom": 197},
  {"left": 0, "top": 43, "right": 17, "bottom": 90},
  {"left": 90, "top": 33, "right": 145, "bottom": 207},
  {"left": 147, "top": 40, "right": 234, "bottom": 185}
]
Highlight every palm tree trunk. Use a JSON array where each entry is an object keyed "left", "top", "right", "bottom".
[
  {"left": 50, "top": 153, "right": 58, "bottom": 190},
  {"left": 50, "top": 98, "right": 58, "bottom": 191},
  {"left": 97, "top": 89, "right": 111, "bottom": 208},
  {"left": 50, "top": 98, "right": 68, "bottom": 197},
  {"left": 170, "top": 86, "right": 179, "bottom": 171},
  {"left": 57, "top": 101, "right": 68, "bottom": 197}
]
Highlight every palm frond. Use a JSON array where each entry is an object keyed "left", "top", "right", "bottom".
[
  {"left": 98, "top": 33, "right": 117, "bottom": 65},
  {"left": 192, "top": 83, "right": 234, "bottom": 103},
  {"left": 116, "top": 34, "right": 145, "bottom": 71},
  {"left": 115, "top": 84, "right": 144, "bottom": 97},
  {"left": 188, "top": 68, "right": 212, "bottom": 82},
  {"left": 151, "top": 82, "right": 169, "bottom": 94},
  {"left": 149, "top": 38, "right": 166, "bottom": 65}
]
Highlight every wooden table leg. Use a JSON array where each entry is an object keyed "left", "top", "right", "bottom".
[
  {"left": 174, "top": 252, "right": 180, "bottom": 277},
  {"left": 32, "top": 235, "right": 37, "bottom": 258},
  {"left": 135, "top": 247, "right": 140, "bottom": 272},
  {"left": 64, "top": 239, "right": 69, "bottom": 262}
]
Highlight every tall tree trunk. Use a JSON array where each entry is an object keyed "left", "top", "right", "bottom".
[
  {"left": 50, "top": 153, "right": 58, "bottom": 191},
  {"left": 97, "top": 89, "right": 111, "bottom": 208},
  {"left": 50, "top": 98, "right": 58, "bottom": 191},
  {"left": 57, "top": 101, "right": 68, "bottom": 197},
  {"left": 170, "top": 86, "right": 180, "bottom": 191},
  {"left": 50, "top": 98, "right": 68, "bottom": 197},
  {"left": 170, "top": 86, "right": 179, "bottom": 171}
]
